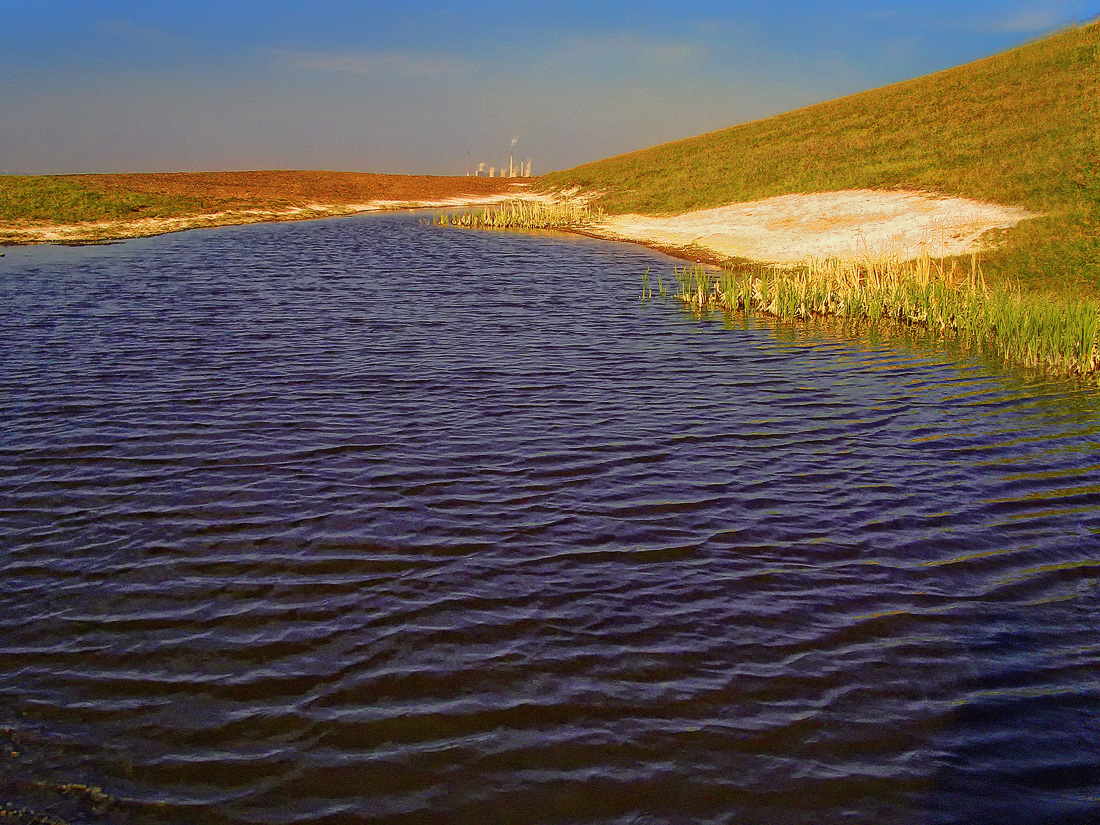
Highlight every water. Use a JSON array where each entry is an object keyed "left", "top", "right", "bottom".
[{"left": 1, "top": 214, "right": 1098, "bottom": 825}]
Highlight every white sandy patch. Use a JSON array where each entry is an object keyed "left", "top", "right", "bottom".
[{"left": 595, "top": 189, "right": 1035, "bottom": 264}]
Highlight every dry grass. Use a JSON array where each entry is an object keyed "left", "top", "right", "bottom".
[{"left": 435, "top": 198, "right": 603, "bottom": 230}]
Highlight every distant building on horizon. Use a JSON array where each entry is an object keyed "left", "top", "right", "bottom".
[{"left": 471, "top": 158, "right": 532, "bottom": 177}]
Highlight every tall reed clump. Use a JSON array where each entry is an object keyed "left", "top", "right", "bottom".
[
  {"left": 435, "top": 199, "right": 604, "bottom": 230},
  {"left": 671, "top": 251, "right": 1100, "bottom": 379}
]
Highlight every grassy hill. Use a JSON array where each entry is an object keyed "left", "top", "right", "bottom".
[{"left": 542, "top": 21, "right": 1099, "bottom": 297}]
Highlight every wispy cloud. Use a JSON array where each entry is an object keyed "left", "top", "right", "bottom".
[
  {"left": 984, "top": 6, "right": 1064, "bottom": 33},
  {"left": 883, "top": 36, "right": 921, "bottom": 64},
  {"left": 551, "top": 32, "right": 706, "bottom": 70},
  {"left": 101, "top": 19, "right": 189, "bottom": 48},
  {"left": 860, "top": 8, "right": 906, "bottom": 22},
  {"left": 851, "top": 3, "right": 1079, "bottom": 39},
  {"left": 278, "top": 49, "right": 463, "bottom": 77}
]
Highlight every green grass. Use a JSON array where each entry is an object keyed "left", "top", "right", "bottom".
[
  {"left": 0, "top": 175, "right": 201, "bottom": 226},
  {"left": 667, "top": 255, "right": 1100, "bottom": 380},
  {"left": 543, "top": 21, "right": 1099, "bottom": 299}
]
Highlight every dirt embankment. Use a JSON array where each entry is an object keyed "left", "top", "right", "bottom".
[
  {"left": 1, "top": 171, "right": 533, "bottom": 244},
  {"left": 72, "top": 170, "right": 524, "bottom": 206}
]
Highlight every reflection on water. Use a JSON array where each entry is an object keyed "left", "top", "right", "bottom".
[{"left": 1, "top": 214, "right": 1098, "bottom": 825}]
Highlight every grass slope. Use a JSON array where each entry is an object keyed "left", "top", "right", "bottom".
[
  {"left": 0, "top": 176, "right": 200, "bottom": 226},
  {"left": 542, "top": 22, "right": 1099, "bottom": 297}
]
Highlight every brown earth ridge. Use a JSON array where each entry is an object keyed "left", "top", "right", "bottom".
[
  {"left": 0, "top": 171, "right": 530, "bottom": 244},
  {"left": 73, "top": 170, "right": 522, "bottom": 205}
]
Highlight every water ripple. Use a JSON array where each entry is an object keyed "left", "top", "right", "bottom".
[{"left": 1, "top": 215, "right": 1098, "bottom": 825}]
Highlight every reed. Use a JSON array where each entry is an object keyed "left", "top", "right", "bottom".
[
  {"left": 668, "top": 251, "right": 1100, "bottom": 380},
  {"left": 435, "top": 199, "right": 604, "bottom": 230}
]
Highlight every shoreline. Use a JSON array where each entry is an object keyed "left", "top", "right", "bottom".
[
  {"left": 1, "top": 186, "right": 1036, "bottom": 276},
  {"left": 0, "top": 193, "right": 538, "bottom": 246},
  {"left": 0, "top": 170, "right": 530, "bottom": 246}
]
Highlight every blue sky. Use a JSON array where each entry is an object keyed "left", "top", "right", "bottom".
[{"left": 1, "top": 1, "right": 1095, "bottom": 175}]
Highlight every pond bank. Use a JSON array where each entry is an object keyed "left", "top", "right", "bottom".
[
  {"left": 0, "top": 193, "right": 536, "bottom": 244},
  {"left": 2, "top": 177, "right": 1035, "bottom": 265},
  {"left": 0, "top": 170, "right": 531, "bottom": 244}
]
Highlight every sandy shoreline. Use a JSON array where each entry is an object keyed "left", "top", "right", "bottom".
[
  {"left": 0, "top": 170, "right": 531, "bottom": 245},
  {"left": 0, "top": 191, "right": 545, "bottom": 245},
  {"left": 1, "top": 185, "right": 1034, "bottom": 266}
]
